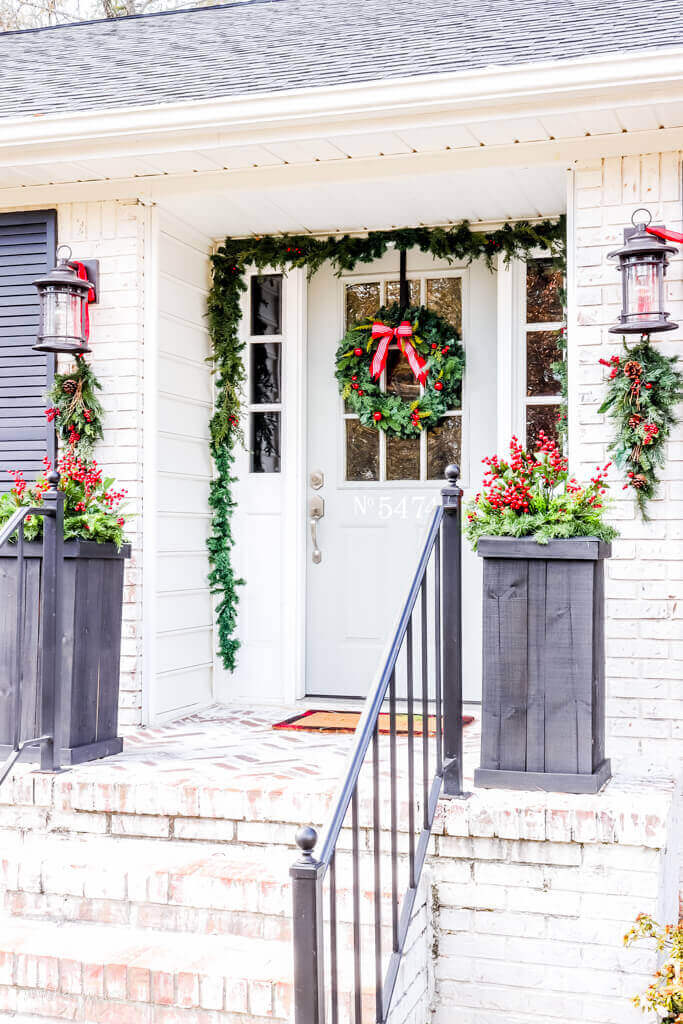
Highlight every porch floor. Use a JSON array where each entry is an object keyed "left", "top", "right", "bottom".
[{"left": 96, "top": 700, "right": 482, "bottom": 798}]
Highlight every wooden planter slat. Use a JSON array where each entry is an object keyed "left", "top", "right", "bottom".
[
  {"left": 474, "top": 536, "right": 611, "bottom": 794},
  {"left": 0, "top": 539, "right": 130, "bottom": 766}
]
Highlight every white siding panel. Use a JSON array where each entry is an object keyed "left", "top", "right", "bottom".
[
  {"left": 157, "top": 434, "right": 213, "bottom": 477},
  {"left": 157, "top": 514, "right": 211, "bottom": 553},
  {"left": 158, "top": 395, "right": 211, "bottom": 440},
  {"left": 158, "top": 354, "right": 211, "bottom": 403},
  {"left": 150, "top": 219, "right": 214, "bottom": 723}
]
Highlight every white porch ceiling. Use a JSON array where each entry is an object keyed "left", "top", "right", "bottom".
[{"left": 157, "top": 163, "right": 567, "bottom": 238}]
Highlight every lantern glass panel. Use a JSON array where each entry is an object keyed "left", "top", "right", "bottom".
[
  {"left": 625, "top": 259, "right": 659, "bottom": 322},
  {"left": 43, "top": 286, "right": 83, "bottom": 342}
]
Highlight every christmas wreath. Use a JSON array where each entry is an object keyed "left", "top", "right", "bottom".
[
  {"left": 598, "top": 337, "right": 683, "bottom": 517},
  {"left": 334, "top": 303, "right": 465, "bottom": 437}
]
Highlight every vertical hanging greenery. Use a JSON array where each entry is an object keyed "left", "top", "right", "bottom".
[
  {"left": 207, "top": 218, "right": 566, "bottom": 670},
  {"left": 206, "top": 256, "right": 247, "bottom": 670}
]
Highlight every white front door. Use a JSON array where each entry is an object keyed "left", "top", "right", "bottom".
[{"left": 305, "top": 250, "right": 498, "bottom": 701}]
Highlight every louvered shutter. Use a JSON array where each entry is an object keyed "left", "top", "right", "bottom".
[{"left": 0, "top": 210, "right": 56, "bottom": 492}]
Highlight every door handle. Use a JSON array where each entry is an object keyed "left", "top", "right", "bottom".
[{"left": 309, "top": 495, "right": 324, "bottom": 564}]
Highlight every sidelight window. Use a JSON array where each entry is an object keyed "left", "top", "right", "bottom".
[
  {"left": 524, "top": 259, "right": 564, "bottom": 449},
  {"left": 248, "top": 275, "right": 283, "bottom": 472}
]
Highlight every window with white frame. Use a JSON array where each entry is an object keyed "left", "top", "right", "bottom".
[
  {"left": 343, "top": 274, "right": 463, "bottom": 482},
  {"left": 524, "top": 259, "right": 564, "bottom": 449},
  {"left": 248, "top": 274, "right": 283, "bottom": 473}
]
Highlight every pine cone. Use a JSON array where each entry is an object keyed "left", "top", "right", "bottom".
[
  {"left": 631, "top": 473, "right": 648, "bottom": 490},
  {"left": 62, "top": 379, "right": 78, "bottom": 395},
  {"left": 623, "top": 360, "right": 642, "bottom": 380},
  {"left": 628, "top": 414, "right": 643, "bottom": 428}
]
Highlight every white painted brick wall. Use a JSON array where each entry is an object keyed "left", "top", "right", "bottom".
[
  {"left": 431, "top": 777, "right": 680, "bottom": 1024},
  {"left": 571, "top": 152, "right": 683, "bottom": 767},
  {"left": 56, "top": 200, "right": 145, "bottom": 728}
]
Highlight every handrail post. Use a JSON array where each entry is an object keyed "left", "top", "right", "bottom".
[
  {"left": 39, "top": 470, "right": 63, "bottom": 773},
  {"left": 291, "top": 826, "right": 325, "bottom": 1024},
  {"left": 441, "top": 464, "right": 464, "bottom": 796}
]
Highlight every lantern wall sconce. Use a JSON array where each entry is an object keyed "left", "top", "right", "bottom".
[
  {"left": 608, "top": 208, "right": 679, "bottom": 335},
  {"left": 32, "top": 245, "right": 99, "bottom": 355}
]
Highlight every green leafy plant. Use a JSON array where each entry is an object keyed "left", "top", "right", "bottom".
[
  {"left": 44, "top": 355, "right": 104, "bottom": 461},
  {"left": 624, "top": 915, "right": 683, "bottom": 1021},
  {"left": 465, "top": 432, "right": 618, "bottom": 549},
  {"left": 209, "top": 218, "right": 565, "bottom": 670},
  {"left": 598, "top": 338, "right": 683, "bottom": 518},
  {"left": 335, "top": 303, "right": 465, "bottom": 437},
  {"left": 0, "top": 448, "right": 127, "bottom": 548}
]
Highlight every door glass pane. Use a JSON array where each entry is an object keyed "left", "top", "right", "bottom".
[
  {"left": 526, "top": 405, "right": 560, "bottom": 450},
  {"left": 426, "top": 278, "right": 462, "bottom": 332},
  {"left": 386, "top": 349, "right": 420, "bottom": 402},
  {"left": 386, "top": 436, "right": 420, "bottom": 481},
  {"left": 427, "top": 415, "right": 461, "bottom": 479},
  {"left": 385, "top": 279, "right": 420, "bottom": 307},
  {"left": 250, "top": 411, "right": 281, "bottom": 472},
  {"left": 526, "top": 330, "right": 562, "bottom": 396},
  {"left": 345, "top": 283, "right": 380, "bottom": 328},
  {"left": 345, "top": 420, "right": 379, "bottom": 481},
  {"left": 251, "top": 275, "right": 282, "bottom": 335},
  {"left": 526, "top": 260, "right": 563, "bottom": 323},
  {"left": 250, "top": 342, "right": 281, "bottom": 404}
]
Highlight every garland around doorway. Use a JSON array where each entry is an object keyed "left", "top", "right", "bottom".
[{"left": 208, "top": 217, "right": 566, "bottom": 670}]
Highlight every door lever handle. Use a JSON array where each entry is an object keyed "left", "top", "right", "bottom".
[{"left": 309, "top": 495, "right": 324, "bottom": 564}]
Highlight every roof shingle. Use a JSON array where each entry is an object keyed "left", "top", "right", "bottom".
[{"left": 1, "top": 0, "right": 682, "bottom": 121}]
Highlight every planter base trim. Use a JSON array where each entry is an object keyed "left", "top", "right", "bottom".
[
  {"left": 474, "top": 759, "right": 612, "bottom": 795},
  {"left": 0, "top": 737, "right": 123, "bottom": 767}
]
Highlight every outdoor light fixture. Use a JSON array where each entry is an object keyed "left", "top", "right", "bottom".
[
  {"left": 32, "top": 245, "right": 98, "bottom": 354},
  {"left": 608, "top": 208, "right": 679, "bottom": 335}
]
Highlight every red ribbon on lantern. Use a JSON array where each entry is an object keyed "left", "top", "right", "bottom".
[
  {"left": 68, "top": 261, "right": 96, "bottom": 342},
  {"left": 369, "top": 320, "right": 428, "bottom": 385},
  {"left": 645, "top": 226, "right": 683, "bottom": 245}
]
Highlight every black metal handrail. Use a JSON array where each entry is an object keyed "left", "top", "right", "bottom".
[
  {"left": 291, "top": 464, "right": 464, "bottom": 1024},
  {"left": 0, "top": 470, "right": 64, "bottom": 785}
]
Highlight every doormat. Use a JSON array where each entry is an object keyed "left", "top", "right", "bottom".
[{"left": 273, "top": 709, "right": 475, "bottom": 735}]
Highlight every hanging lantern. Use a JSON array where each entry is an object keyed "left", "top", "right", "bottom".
[
  {"left": 608, "top": 209, "right": 679, "bottom": 335},
  {"left": 32, "top": 245, "right": 95, "bottom": 354}
]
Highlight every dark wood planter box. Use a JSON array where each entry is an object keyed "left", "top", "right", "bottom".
[
  {"left": 474, "top": 536, "right": 612, "bottom": 795},
  {"left": 0, "top": 539, "right": 130, "bottom": 766}
]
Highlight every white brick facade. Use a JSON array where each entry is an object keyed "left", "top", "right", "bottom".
[
  {"left": 570, "top": 152, "right": 683, "bottom": 766},
  {"left": 56, "top": 199, "right": 146, "bottom": 728}
]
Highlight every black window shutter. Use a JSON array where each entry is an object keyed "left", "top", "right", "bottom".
[{"left": 0, "top": 210, "right": 57, "bottom": 493}]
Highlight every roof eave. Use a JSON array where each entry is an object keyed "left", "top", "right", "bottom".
[{"left": 2, "top": 44, "right": 683, "bottom": 154}]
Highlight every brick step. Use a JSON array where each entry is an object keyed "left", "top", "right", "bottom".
[
  {"left": 1, "top": 832, "right": 400, "bottom": 942},
  {"left": 0, "top": 916, "right": 294, "bottom": 1023},
  {"left": 0, "top": 916, "right": 382, "bottom": 1024}
]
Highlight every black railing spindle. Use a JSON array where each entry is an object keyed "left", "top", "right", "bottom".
[{"left": 291, "top": 466, "right": 464, "bottom": 1024}]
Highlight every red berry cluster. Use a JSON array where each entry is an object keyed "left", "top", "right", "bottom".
[
  {"left": 45, "top": 407, "right": 60, "bottom": 423},
  {"left": 7, "top": 469, "right": 27, "bottom": 501},
  {"left": 83, "top": 409, "right": 92, "bottom": 423},
  {"left": 642, "top": 422, "right": 659, "bottom": 446},
  {"left": 599, "top": 354, "right": 621, "bottom": 379}
]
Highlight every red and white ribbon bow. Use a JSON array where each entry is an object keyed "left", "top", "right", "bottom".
[{"left": 369, "top": 320, "right": 428, "bottom": 385}]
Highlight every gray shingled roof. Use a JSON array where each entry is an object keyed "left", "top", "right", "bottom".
[{"left": 1, "top": 0, "right": 683, "bottom": 121}]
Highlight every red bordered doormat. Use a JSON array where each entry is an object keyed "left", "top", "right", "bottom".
[{"left": 273, "top": 709, "right": 475, "bottom": 736}]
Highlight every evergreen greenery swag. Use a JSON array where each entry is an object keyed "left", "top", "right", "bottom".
[
  {"left": 208, "top": 216, "right": 566, "bottom": 670},
  {"left": 45, "top": 356, "right": 104, "bottom": 461},
  {"left": 335, "top": 304, "right": 464, "bottom": 436},
  {"left": 598, "top": 337, "right": 683, "bottom": 518}
]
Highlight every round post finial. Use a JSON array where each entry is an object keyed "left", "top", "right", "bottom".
[
  {"left": 295, "top": 825, "right": 318, "bottom": 860},
  {"left": 445, "top": 464, "right": 460, "bottom": 484}
]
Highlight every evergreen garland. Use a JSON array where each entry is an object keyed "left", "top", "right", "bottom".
[
  {"left": 208, "top": 217, "right": 565, "bottom": 670},
  {"left": 44, "top": 356, "right": 104, "bottom": 461},
  {"left": 598, "top": 337, "right": 683, "bottom": 518}
]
